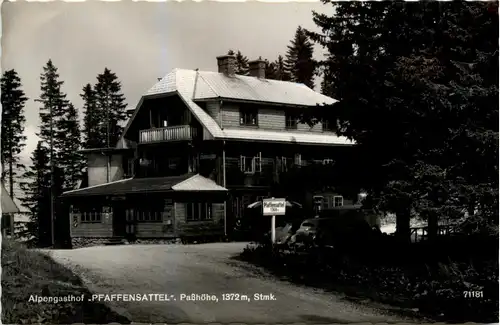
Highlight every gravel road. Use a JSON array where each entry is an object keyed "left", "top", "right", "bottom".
[{"left": 46, "top": 243, "right": 412, "bottom": 323}]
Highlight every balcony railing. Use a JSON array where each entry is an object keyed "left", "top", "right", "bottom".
[{"left": 139, "top": 125, "right": 197, "bottom": 144}]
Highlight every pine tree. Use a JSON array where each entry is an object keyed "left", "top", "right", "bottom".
[
  {"left": 285, "top": 26, "right": 316, "bottom": 88},
  {"left": 19, "top": 142, "right": 51, "bottom": 247},
  {"left": 56, "top": 103, "right": 84, "bottom": 191},
  {"left": 94, "top": 68, "right": 128, "bottom": 148},
  {"left": 81, "top": 83, "right": 100, "bottom": 148},
  {"left": 1, "top": 69, "right": 28, "bottom": 198}
]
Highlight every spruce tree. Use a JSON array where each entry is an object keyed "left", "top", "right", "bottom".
[
  {"left": 94, "top": 68, "right": 128, "bottom": 148},
  {"left": 19, "top": 142, "right": 50, "bottom": 247},
  {"left": 81, "top": 83, "right": 100, "bottom": 148},
  {"left": 227, "top": 50, "right": 249, "bottom": 76},
  {"left": 265, "top": 60, "right": 277, "bottom": 80},
  {"left": 1, "top": 69, "right": 28, "bottom": 198},
  {"left": 56, "top": 103, "right": 84, "bottom": 191},
  {"left": 285, "top": 26, "right": 316, "bottom": 88},
  {"left": 274, "top": 55, "right": 291, "bottom": 81}
]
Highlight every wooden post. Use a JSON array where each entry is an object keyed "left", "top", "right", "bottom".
[
  {"left": 271, "top": 197, "right": 276, "bottom": 244},
  {"left": 271, "top": 215, "right": 276, "bottom": 244}
]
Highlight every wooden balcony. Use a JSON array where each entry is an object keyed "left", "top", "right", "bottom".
[{"left": 139, "top": 125, "right": 197, "bottom": 144}]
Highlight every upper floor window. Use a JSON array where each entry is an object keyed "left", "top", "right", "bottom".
[
  {"left": 322, "top": 118, "right": 335, "bottom": 132},
  {"left": 240, "top": 107, "right": 258, "bottom": 126},
  {"left": 240, "top": 153, "right": 262, "bottom": 174},
  {"left": 285, "top": 113, "right": 298, "bottom": 129}
]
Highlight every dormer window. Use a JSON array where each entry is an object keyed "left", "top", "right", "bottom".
[
  {"left": 285, "top": 113, "right": 298, "bottom": 129},
  {"left": 240, "top": 106, "right": 258, "bottom": 126}
]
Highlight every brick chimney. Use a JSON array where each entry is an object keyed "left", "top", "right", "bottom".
[
  {"left": 249, "top": 57, "right": 266, "bottom": 79},
  {"left": 216, "top": 54, "right": 236, "bottom": 76}
]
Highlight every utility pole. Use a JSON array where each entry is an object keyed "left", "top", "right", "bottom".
[{"left": 50, "top": 102, "right": 55, "bottom": 247}]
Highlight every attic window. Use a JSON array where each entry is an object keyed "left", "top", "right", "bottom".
[{"left": 240, "top": 106, "right": 258, "bottom": 126}]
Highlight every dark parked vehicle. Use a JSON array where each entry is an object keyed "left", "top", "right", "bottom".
[{"left": 290, "top": 216, "right": 383, "bottom": 249}]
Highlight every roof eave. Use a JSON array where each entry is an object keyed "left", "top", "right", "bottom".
[
  {"left": 194, "top": 97, "right": 335, "bottom": 108},
  {"left": 212, "top": 136, "right": 355, "bottom": 147}
]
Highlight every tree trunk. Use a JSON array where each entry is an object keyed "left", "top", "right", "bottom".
[
  {"left": 395, "top": 209, "right": 411, "bottom": 243},
  {"left": 9, "top": 145, "right": 14, "bottom": 198},
  {"left": 427, "top": 212, "right": 438, "bottom": 242}
]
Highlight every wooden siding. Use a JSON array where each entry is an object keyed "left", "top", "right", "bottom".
[
  {"left": 220, "top": 102, "right": 330, "bottom": 133},
  {"left": 221, "top": 103, "right": 240, "bottom": 128},
  {"left": 87, "top": 153, "right": 124, "bottom": 187},
  {"left": 174, "top": 201, "right": 224, "bottom": 236},
  {"left": 136, "top": 223, "right": 169, "bottom": 238},
  {"left": 206, "top": 101, "right": 221, "bottom": 126},
  {"left": 69, "top": 212, "right": 113, "bottom": 237}
]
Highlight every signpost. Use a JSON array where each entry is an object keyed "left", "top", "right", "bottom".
[{"left": 262, "top": 197, "right": 287, "bottom": 244}]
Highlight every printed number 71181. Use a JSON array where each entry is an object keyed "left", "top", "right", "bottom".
[{"left": 463, "top": 291, "right": 483, "bottom": 298}]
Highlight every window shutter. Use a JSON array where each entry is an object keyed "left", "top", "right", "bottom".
[
  {"left": 240, "top": 155, "right": 245, "bottom": 172},
  {"left": 254, "top": 152, "right": 262, "bottom": 172},
  {"left": 294, "top": 153, "right": 301, "bottom": 166}
]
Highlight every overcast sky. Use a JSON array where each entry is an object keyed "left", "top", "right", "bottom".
[{"left": 1, "top": 1, "right": 331, "bottom": 201}]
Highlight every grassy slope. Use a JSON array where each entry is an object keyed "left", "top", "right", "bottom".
[{"left": 1, "top": 239, "right": 130, "bottom": 324}]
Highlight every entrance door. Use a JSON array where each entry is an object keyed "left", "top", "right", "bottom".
[{"left": 112, "top": 205, "right": 126, "bottom": 237}]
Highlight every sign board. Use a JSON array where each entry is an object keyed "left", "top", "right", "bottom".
[
  {"left": 262, "top": 198, "right": 286, "bottom": 216},
  {"left": 200, "top": 154, "right": 216, "bottom": 160}
]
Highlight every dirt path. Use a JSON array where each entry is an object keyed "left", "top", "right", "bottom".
[{"left": 46, "top": 243, "right": 413, "bottom": 323}]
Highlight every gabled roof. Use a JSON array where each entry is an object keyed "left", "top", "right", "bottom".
[
  {"left": 147, "top": 69, "right": 337, "bottom": 107},
  {"left": 1, "top": 182, "right": 20, "bottom": 214},
  {"left": 122, "top": 68, "right": 353, "bottom": 147},
  {"left": 60, "top": 174, "right": 227, "bottom": 197},
  {"left": 172, "top": 174, "right": 228, "bottom": 191}
]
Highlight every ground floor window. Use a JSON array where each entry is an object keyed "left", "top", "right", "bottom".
[
  {"left": 186, "top": 202, "right": 212, "bottom": 221},
  {"left": 134, "top": 201, "right": 163, "bottom": 222},
  {"left": 322, "top": 195, "right": 344, "bottom": 209},
  {"left": 73, "top": 206, "right": 103, "bottom": 223},
  {"left": 135, "top": 210, "right": 163, "bottom": 222}
]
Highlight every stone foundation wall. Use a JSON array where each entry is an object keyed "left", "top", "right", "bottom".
[
  {"left": 71, "top": 236, "right": 225, "bottom": 249},
  {"left": 71, "top": 237, "right": 110, "bottom": 249},
  {"left": 132, "top": 238, "right": 182, "bottom": 245}
]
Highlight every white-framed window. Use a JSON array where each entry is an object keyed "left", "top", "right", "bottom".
[
  {"left": 135, "top": 210, "right": 162, "bottom": 223},
  {"left": 321, "top": 195, "right": 344, "bottom": 209},
  {"left": 323, "top": 158, "right": 334, "bottom": 165},
  {"left": 186, "top": 203, "right": 212, "bottom": 221},
  {"left": 81, "top": 207, "right": 103, "bottom": 223},
  {"left": 285, "top": 113, "right": 298, "bottom": 129},
  {"left": 322, "top": 118, "right": 335, "bottom": 132},
  {"left": 240, "top": 106, "right": 258, "bottom": 126},
  {"left": 240, "top": 153, "right": 262, "bottom": 174},
  {"left": 294, "top": 153, "right": 302, "bottom": 166},
  {"left": 280, "top": 156, "right": 290, "bottom": 172}
]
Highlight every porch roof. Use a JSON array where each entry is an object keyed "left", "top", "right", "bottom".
[{"left": 60, "top": 174, "right": 227, "bottom": 198}]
